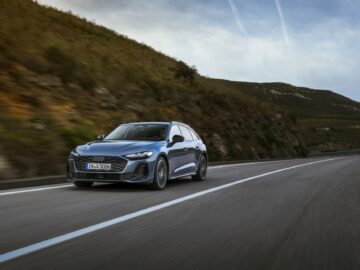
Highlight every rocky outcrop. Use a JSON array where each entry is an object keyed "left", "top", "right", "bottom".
[
  {"left": 94, "top": 87, "right": 118, "bottom": 109},
  {"left": 210, "top": 133, "right": 228, "bottom": 158},
  {"left": 0, "top": 149, "right": 14, "bottom": 179},
  {"left": 27, "top": 73, "right": 64, "bottom": 91}
]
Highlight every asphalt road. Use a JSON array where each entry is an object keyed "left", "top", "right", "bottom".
[{"left": 0, "top": 156, "right": 359, "bottom": 270}]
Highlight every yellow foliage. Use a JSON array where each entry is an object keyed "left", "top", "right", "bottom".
[
  {"left": 0, "top": 93, "right": 33, "bottom": 120},
  {"left": 47, "top": 102, "right": 79, "bottom": 128}
]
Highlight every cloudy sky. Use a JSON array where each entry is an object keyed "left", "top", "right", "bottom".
[{"left": 38, "top": 0, "right": 360, "bottom": 101}]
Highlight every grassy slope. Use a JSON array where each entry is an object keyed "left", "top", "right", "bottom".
[
  {"left": 0, "top": 0, "right": 357, "bottom": 179},
  {"left": 211, "top": 79, "right": 360, "bottom": 151}
]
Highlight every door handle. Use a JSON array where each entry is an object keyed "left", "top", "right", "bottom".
[{"left": 195, "top": 146, "right": 200, "bottom": 149}]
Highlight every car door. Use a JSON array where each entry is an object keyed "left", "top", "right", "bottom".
[
  {"left": 167, "top": 125, "right": 189, "bottom": 178},
  {"left": 178, "top": 125, "right": 197, "bottom": 175},
  {"left": 188, "top": 128, "right": 202, "bottom": 166}
]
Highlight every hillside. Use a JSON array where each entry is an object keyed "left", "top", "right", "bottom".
[
  {"left": 210, "top": 79, "right": 360, "bottom": 152},
  {"left": 0, "top": 0, "right": 358, "bottom": 180}
]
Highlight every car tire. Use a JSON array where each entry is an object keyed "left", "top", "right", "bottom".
[
  {"left": 192, "top": 155, "right": 207, "bottom": 181},
  {"left": 73, "top": 181, "right": 93, "bottom": 188},
  {"left": 150, "top": 156, "right": 168, "bottom": 190}
]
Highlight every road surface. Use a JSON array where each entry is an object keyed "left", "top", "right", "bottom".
[{"left": 0, "top": 156, "right": 359, "bottom": 269}]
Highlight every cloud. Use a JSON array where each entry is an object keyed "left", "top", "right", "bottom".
[
  {"left": 227, "top": 0, "right": 248, "bottom": 36},
  {"left": 38, "top": 0, "right": 360, "bottom": 101},
  {"left": 274, "top": 0, "right": 290, "bottom": 44}
]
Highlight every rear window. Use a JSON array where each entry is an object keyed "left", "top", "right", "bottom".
[
  {"left": 189, "top": 129, "right": 200, "bottom": 140},
  {"left": 179, "top": 125, "right": 193, "bottom": 141}
]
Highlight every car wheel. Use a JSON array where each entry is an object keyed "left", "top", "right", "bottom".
[
  {"left": 150, "top": 156, "right": 168, "bottom": 190},
  {"left": 73, "top": 181, "right": 93, "bottom": 188},
  {"left": 192, "top": 155, "right": 207, "bottom": 181}
]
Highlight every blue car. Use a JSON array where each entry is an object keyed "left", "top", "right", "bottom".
[{"left": 67, "top": 121, "right": 207, "bottom": 190}]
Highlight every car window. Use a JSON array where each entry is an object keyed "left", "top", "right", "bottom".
[
  {"left": 105, "top": 124, "right": 168, "bottom": 141},
  {"left": 189, "top": 129, "right": 199, "bottom": 140},
  {"left": 169, "top": 125, "right": 182, "bottom": 141},
  {"left": 179, "top": 125, "right": 193, "bottom": 141}
]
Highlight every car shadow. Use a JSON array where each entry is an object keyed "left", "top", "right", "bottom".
[{"left": 70, "top": 177, "right": 194, "bottom": 193}]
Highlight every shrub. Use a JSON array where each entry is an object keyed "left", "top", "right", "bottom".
[
  {"left": 76, "top": 70, "right": 96, "bottom": 90},
  {"left": 62, "top": 122, "right": 96, "bottom": 149},
  {"left": 45, "top": 46, "right": 78, "bottom": 83},
  {"left": 174, "top": 61, "right": 197, "bottom": 82}
]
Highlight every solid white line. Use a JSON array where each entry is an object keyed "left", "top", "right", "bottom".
[
  {"left": 0, "top": 157, "right": 339, "bottom": 263},
  {"left": 1, "top": 175, "right": 65, "bottom": 183},
  {"left": 0, "top": 184, "right": 72, "bottom": 196}
]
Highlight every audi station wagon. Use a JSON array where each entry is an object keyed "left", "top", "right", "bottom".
[{"left": 67, "top": 122, "right": 207, "bottom": 190}]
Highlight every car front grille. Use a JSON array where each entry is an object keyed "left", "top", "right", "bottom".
[
  {"left": 75, "top": 172, "right": 133, "bottom": 181},
  {"left": 72, "top": 163, "right": 148, "bottom": 182},
  {"left": 74, "top": 156, "right": 127, "bottom": 172}
]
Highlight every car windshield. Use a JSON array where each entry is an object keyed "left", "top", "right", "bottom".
[{"left": 105, "top": 124, "right": 168, "bottom": 141}]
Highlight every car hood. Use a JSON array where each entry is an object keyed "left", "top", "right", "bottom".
[{"left": 76, "top": 140, "right": 162, "bottom": 156}]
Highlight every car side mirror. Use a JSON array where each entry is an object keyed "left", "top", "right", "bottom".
[
  {"left": 172, "top": 135, "right": 184, "bottom": 143},
  {"left": 97, "top": 134, "right": 105, "bottom": 141}
]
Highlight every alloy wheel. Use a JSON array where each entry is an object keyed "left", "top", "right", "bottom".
[{"left": 157, "top": 159, "right": 167, "bottom": 188}]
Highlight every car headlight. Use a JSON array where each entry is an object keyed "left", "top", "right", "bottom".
[
  {"left": 70, "top": 149, "right": 80, "bottom": 157},
  {"left": 125, "top": 151, "right": 153, "bottom": 160}
]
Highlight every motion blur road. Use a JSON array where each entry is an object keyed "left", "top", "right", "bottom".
[{"left": 0, "top": 156, "right": 359, "bottom": 269}]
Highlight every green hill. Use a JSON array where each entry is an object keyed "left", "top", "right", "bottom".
[
  {"left": 0, "top": 0, "right": 358, "bottom": 179},
  {"left": 211, "top": 79, "right": 360, "bottom": 152}
]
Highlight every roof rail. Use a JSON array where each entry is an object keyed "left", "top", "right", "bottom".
[{"left": 170, "top": 121, "right": 189, "bottom": 127}]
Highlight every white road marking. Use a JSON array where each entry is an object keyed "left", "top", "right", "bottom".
[
  {"left": 0, "top": 157, "right": 339, "bottom": 263},
  {"left": 0, "top": 184, "right": 72, "bottom": 196}
]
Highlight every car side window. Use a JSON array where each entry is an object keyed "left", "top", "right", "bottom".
[
  {"left": 179, "top": 125, "right": 193, "bottom": 141},
  {"left": 169, "top": 125, "right": 182, "bottom": 141},
  {"left": 189, "top": 129, "right": 199, "bottom": 140}
]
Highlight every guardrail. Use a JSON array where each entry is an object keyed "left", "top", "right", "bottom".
[{"left": 308, "top": 148, "right": 360, "bottom": 157}]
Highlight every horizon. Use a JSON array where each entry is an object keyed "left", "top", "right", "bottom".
[{"left": 38, "top": 0, "right": 360, "bottom": 102}]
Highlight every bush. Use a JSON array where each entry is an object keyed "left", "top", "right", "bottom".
[
  {"left": 174, "top": 61, "right": 197, "bottom": 82},
  {"left": 76, "top": 70, "right": 96, "bottom": 90},
  {"left": 62, "top": 122, "right": 96, "bottom": 149},
  {"left": 45, "top": 46, "right": 78, "bottom": 83}
]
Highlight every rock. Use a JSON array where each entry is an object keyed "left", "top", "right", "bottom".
[
  {"left": 68, "top": 83, "right": 83, "bottom": 92},
  {"left": 0, "top": 156, "right": 10, "bottom": 170},
  {"left": 33, "top": 122, "right": 46, "bottom": 131},
  {"left": 94, "top": 87, "right": 118, "bottom": 108},
  {"left": 125, "top": 103, "right": 145, "bottom": 113},
  {"left": 0, "top": 152, "right": 14, "bottom": 179},
  {"left": 27, "top": 74, "right": 64, "bottom": 90},
  {"left": 316, "top": 127, "right": 331, "bottom": 132},
  {"left": 270, "top": 89, "right": 311, "bottom": 100},
  {"left": 250, "top": 147, "right": 260, "bottom": 159},
  {"left": 211, "top": 133, "right": 227, "bottom": 158}
]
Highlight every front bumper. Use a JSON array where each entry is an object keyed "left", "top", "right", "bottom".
[{"left": 67, "top": 155, "right": 156, "bottom": 184}]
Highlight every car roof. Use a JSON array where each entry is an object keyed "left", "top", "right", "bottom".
[
  {"left": 122, "top": 122, "right": 169, "bottom": 125},
  {"left": 121, "top": 121, "right": 191, "bottom": 128},
  {"left": 169, "top": 121, "right": 191, "bottom": 128}
]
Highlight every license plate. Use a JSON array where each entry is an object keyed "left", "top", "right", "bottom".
[{"left": 86, "top": 163, "right": 111, "bottom": 171}]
